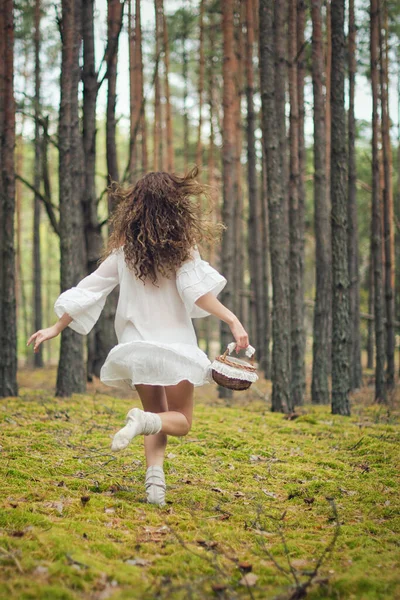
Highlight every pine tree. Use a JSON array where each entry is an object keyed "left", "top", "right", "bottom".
[{"left": 330, "top": 0, "right": 350, "bottom": 415}]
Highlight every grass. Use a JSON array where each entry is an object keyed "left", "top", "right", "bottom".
[{"left": 1, "top": 367, "right": 399, "bottom": 599}]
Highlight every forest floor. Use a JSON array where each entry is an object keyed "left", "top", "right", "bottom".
[{"left": 1, "top": 368, "right": 399, "bottom": 600}]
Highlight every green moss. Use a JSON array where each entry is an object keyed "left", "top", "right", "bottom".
[{"left": 0, "top": 368, "right": 399, "bottom": 599}]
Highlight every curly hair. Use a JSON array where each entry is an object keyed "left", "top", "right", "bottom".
[{"left": 102, "top": 167, "right": 224, "bottom": 284}]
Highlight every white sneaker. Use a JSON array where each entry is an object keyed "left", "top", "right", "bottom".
[
  {"left": 145, "top": 466, "right": 166, "bottom": 507},
  {"left": 111, "top": 408, "right": 162, "bottom": 452}
]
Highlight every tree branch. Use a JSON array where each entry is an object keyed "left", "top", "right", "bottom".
[{"left": 16, "top": 174, "right": 60, "bottom": 237}]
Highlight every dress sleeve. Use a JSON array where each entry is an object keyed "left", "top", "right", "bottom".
[
  {"left": 54, "top": 250, "right": 120, "bottom": 335},
  {"left": 176, "top": 247, "right": 227, "bottom": 318}
]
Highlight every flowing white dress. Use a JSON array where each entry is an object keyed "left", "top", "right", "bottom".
[{"left": 54, "top": 247, "right": 226, "bottom": 391}]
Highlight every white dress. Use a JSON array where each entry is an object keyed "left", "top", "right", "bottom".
[{"left": 54, "top": 247, "right": 227, "bottom": 391}]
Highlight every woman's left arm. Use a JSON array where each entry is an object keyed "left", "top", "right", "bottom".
[{"left": 27, "top": 312, "right": 73, "bottom": 353}]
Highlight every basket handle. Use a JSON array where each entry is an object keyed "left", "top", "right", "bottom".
[{"left": 223, "top": 342, "right": 256, "bottom": 363}]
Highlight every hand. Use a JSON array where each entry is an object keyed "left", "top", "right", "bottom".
[
  {"left": 27, "top": 325, "right": 60, "bottom": 353},
  {"left": 229, "top": 317, "right": 249, "bottom": 353}
]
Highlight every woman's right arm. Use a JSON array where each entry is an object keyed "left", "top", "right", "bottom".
[
  {"left": 27, "top": 313, "right": 73, "bottom": 353},
  {"left": 194, "top": 292, "right": 249, "bottom": 351}
]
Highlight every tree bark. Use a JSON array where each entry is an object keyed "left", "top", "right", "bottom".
[
  {"left": 234, "top": 0, "right": 244, "bottom": 324},
  {"left": 370, "top": 0, "right": 386, "bottom": 402},
  {"left": 154, "top": 0, "right": 162, "bottom": 171},
  {"left": 136, "top": 0, "right": 147, "bottom": 174},
  {"left": 260, "top": 0, "right": 291, "bottom": 413},
  {"left": 106, "top": 0, "right": 122, "bottom": 192},
  {"left": 0, "top": 0, "right": 18, "bottom": 397},
  {"left": 274, "top": 0, "right": 288, "bottom": 186},
  {"left": 311, "top": 0, "right": 331, "bottom": 405},
  {"left": 82, "top": 0, "right": 115, "bottom": 380},
  {"left": 296, "top": 0, "right": 306, "bottom": 400},
  {"left": 33, "top": 0, "right": 43, "bottom": 368},
  {"left": 163, "top": 2, "right": 174, "bottom": 172},
  {"left": 261, "top": 147, "right": 271, "bottom": 378},
  {"left": 196, "top": 0, "right": 205, "bottom": 167},
  {"left": 330, "top": 0, "right": 350, "bottom": 415},
  {"left": 379, "top": 3, "right": 395, "bottom": 389},
  {"left": 347, "top": 0, "right": 362, "bottom": 390},
  {"left": 56, "top": 0, "right": 86, "bottom": 397},
  {"left": 288, "top": 0, "right": 305, "bottom": 406},
  {"left": 367, "top": 237, "right": 374, "bottom": 370},
  {"left": 128, "top": 0, "right": 138, "bottom": 180},
  {"left": 220, "top": 0, "right": 237, "bottom": 399},
  {"left": 246, "top": 0, "right": 265, "bottom": 371}
]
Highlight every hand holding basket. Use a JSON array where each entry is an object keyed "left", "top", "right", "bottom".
[{"left": 210, "top": 342, "right": 258, "bottom": 390}]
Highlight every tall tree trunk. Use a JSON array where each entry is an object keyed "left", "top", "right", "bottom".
[
  {"left": 347, "top": 0, "right": 362, "bottom": 389},
  {"left": 296, "top": 0, "right": 306, "bottom": 399},
  {"left": 367, "top": 237, "right": 375, "bottom": 369},
  {"left": 261, "top": 147, "right": 271, "bottom": 378},
  {"left": 330, "top": 0, "right": 350, "bottom": 415},
  {"left": 274, "top": 0, "right": 288, "bottom": 186},
  {"left": 154, "top": 0, "right": 162, "bottom": 171},
  {"left": 260, "top": 0, "right": 291, "bottom": 413},
  {"left": 396, "top": 47, "right": 400, "bottom": 377},
  {"left": 246, "top": 0, "right": 265, "bottom": 370},
  {"left": 370, "top": 0, "right": 386, "bottom": 402},
  {"left": 136, "top": 0, "right": 147, "bottom": 174},
  {"left": 182, "top": 11, "right": 189, "bottom": 170},
  {"left": 379, "top": 3, "right": 395, "bottom": 389},
  {"left": 325, "top": 0, "right": 333, "bottom": 372},
  {"left": 311, "top": 0, "right": 331, "bottom": 405},
  {"left": 196, "top": 0, "right": 205, "bottom": 167},
  {"left": 82, "top": 0, "right": 115, "bottom": 380},
  {"left": 288, "top": 0, "right": 305, "bottom": 406},
  {"left": 234, "top": 1, "right": 244, "bottom": 324},
  {"left": 128, "top": 0, "right": 138, "bottom": 179},
  {"left": 106, "top": 0, "right": 122, "bottom": 191},
  {"left": 33, "top": 0, "right": 43, "bottom": 368},
  {"left": 163, "top": 2, "right": 174, "bottom": 172},
  {"left": 220, "top": 0, "right": 237, "bottom": 399},
  {"left": 206, "top": 13, "right": 218, "bottom": 357},
  {"left": 0, "top": 0, "right": 18, "bottom": 397},
  {"left": 56, "top": 0, "right": 86, "bottom": 397}
]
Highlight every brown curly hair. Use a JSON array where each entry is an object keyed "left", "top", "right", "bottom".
[{"left": 102, "top": 167, "right": 224, "bottom": 284}]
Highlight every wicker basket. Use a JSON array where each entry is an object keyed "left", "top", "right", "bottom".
[{"left": 211, "top": 343, "right": 258, "bottom": 391}]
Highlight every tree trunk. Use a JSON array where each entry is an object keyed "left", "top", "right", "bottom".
[
  {"left": 163, "top": 2, "right": 174, "bottom": 172},
  {"left": 82, "top": 0, "right": 115, "bottom": 380},
  {"left": 261, "top": 147, "right": 271, "bottom": 378},
  {"left": 370, "top": 0, "right": 386, "bottom": 402},
  {"left": 311, "top": 0, "right": 331, "bottom": 405},
  {"left": 56, "top": 0, "right": 86, "bottom": 397},
  {"left": 296, "top": 0, "right": 306, "bottom": 399},
  {"left": 182, "top": 11, "right": 189, "bottom": 170},
  {"left": 234, "top": 0, "right": 244, "bottom": 324},
  {"left": 379, "top": 3, "right": 395, "bottom": 389},
  {"left": 274, "top": 0, "right": 288, "bottom": 186},
  {"left": 246, "top": 0, "right": 265, "bottom": 370},
  {"left": 288, "top": 0, "right": 305, "bottom": 406},
  {"left": 220, "top": 0, "right": 237, "bottom": 399},
  {"left": 260, "top": 0, "right": 291, "bottom": 413},
  {"left": 367, "top": 237, "right": 374, "bottom": 370},
  {"left": 0, "top": 0, "right": 18, "bottom": 397},
  {"left": 154, "top": 0, "right": 162, "bottom": 171},
  {"left": 396, "top": 49, "right": 400, "bottom": 377},
  {"left": 330, "top": 0, "right": 350, "bottom": 415},
  {"left": 347, "top": 0, "right": 362, "bottom": 390},
  {"left": 128, "top": 0, "right": 138, "bottom": 180},
  {"left": 106, "top": 0, "right": 122, "bottom": 191},
  {"left": 136, "top": 0, "right": 147, "bottom": 174},
  {"left": 33, "top": 0, "right": 43, "bottom": 368},
  {"left": 196, "top": 0, "right": 205, "bottom": 167}
]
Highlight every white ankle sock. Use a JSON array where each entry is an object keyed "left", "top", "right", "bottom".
[
  {"left": 111, "top": 408, "right": 162, "bottom": 452},
  {"left": 145, "top": 465, "right": 166, "bottom": 507}
]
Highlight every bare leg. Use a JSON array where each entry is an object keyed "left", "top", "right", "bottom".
[
  {"left": 111, "top": 381, "right": 194, "bottom": 451},
  {"left": 135, "top": 384, "right": 168, "bottom": 468}
]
